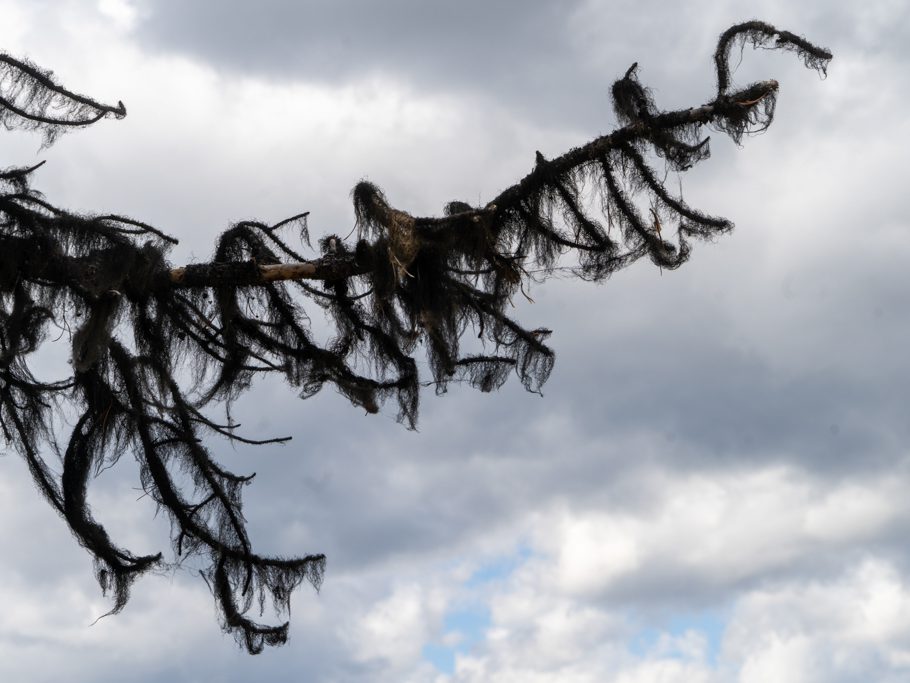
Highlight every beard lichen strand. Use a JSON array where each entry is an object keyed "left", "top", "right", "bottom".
[{"left": 0, "top": 22, "right": 832, "bottom": 653}]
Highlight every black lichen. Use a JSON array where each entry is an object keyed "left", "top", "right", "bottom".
[{"left": 0, "top": 23, "right": 832, "bottom": 652}]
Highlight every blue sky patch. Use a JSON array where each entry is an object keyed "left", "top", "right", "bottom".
[
  {"left": 629, "top": 609, "right": 728, "bottom": 665},
  {"left": 465, "top": 545, "right": 532, "bottom": 588},
  {"left": 422, "top": 607, "right": 492, "bottom": 674},
  {"left": 424, "top": 549, "right": 532, "bottom": 673}
]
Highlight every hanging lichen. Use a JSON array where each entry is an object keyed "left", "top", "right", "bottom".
[{"left": 0, "top": 21, "right": 832, "bottom": 653}]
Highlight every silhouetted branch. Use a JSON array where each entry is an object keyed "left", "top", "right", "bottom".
[{"left": 0, "top": 22, "right": 831, "bottom": 652}]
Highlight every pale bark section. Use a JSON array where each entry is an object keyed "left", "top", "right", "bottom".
[
  {"left": 258, "top": 262, "right": 320, "bottom": 282},
  {"left": 169, "top": 261, "right": 323, "bottom": 285}
]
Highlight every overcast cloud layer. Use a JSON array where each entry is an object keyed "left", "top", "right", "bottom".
[{"left": 1, "top": 0, "right": 909, "bottom": 681}]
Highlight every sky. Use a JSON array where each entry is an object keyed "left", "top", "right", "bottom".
[{"left": 1, "top": 0, "right": 909, "bottom": 681}]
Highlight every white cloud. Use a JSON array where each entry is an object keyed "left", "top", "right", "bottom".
[
  {"left": 0, "top": 0, "right": 30, "bottom": 49},
  {"left": 726, "top": 560, "right": 910, "bottom": 682},
  {"left": 97, "top": 0, "right": 138, "bottom": 29},
  {"left": 517, "top": 467, "right": 906, "bottom": 604},
  {"left": 440, "top": 466, "right": 910, "bottom": 681},
  {"left": 349, "top": 581, "right": 448, "bottom": 670}
]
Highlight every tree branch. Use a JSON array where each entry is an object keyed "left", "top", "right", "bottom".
[
  {"left": 169, "top": 255, "right": 365, "bottom": 287},
  {"left": 0, "top": 21, "right": 832, "bottom": 653},
  {"left": 164, "top": 79, "right": 780, "bottom": 290}
]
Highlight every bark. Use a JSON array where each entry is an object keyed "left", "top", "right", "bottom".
[{"left": 169, "top": 255, "right": 364, "bottom": 288}]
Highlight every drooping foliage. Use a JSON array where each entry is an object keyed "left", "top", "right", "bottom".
[
  {"left": 0, "top": 53, "right": 126, "bottom": 145},
  {"left": 0, "top": 22, "right": 831, "bottom": 653}
]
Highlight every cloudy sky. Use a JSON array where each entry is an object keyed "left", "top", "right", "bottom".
[{"left": 1, "top": 0, "right": 909, "bottom": 681}]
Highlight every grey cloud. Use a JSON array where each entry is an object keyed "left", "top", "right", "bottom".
[
  {"left": 135, "top": 0, "right": 598, "bottom": 124},
  {"left": 138, "top": 0, "right": 571, "bottom": 77},
  {"left": 4, "top": 1, "right": 910, "bottom": 680},
  {"left": 131, "top": 0, "right": 815, "bottom": 131},
  {"left": 129, "top": 0, "right": 890, "bottom": 132}
]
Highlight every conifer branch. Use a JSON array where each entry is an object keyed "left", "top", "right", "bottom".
[{"left": 0, "top": 22, "right": 832, "bottom": 652}]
